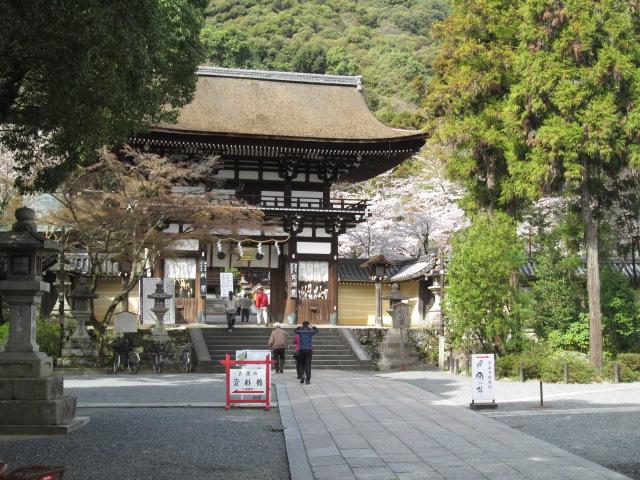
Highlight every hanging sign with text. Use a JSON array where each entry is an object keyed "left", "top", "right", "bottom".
[
  {"left": 289, "top": 262, "right": 298, "bottom": 298},
  {"left": 199, "top": 255, "right": 207, "bottom": 298},
  {"left": 471, "top": 354, "right": 496, "bottom": 405},
  {"left": 220, "top": 272, "right": 234, "bottom": 297}
]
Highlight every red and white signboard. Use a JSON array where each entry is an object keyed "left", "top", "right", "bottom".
[
  {"left": 219, "top": 353, "right": 275, "bottom": 410},
  {"left": 471, "top": 354, "right": 496, "bottom": 405},
  {"left": 230, "top": 368, "right": 266, "bottom": 395}
]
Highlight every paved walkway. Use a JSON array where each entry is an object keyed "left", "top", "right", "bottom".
[{"left": 277, "top": 371, "right": 629, "bottom": 480}]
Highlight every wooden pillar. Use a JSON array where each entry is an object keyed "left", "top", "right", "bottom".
[
  {"left": 328, "top": 237, "right": 338, "bottom": 324},
  {"left": 153, "top": 257, "right": 164, "bottom": 279},
  {"left": 271, "top": 249, "right": 286, "bottom": 322}
]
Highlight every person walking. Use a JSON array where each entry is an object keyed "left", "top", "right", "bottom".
[
  {"left": 239, "top": 293, "right": 252, "bottom": 322},
  {"left": 254, "top": 286, "right": 269, "bottom": 326},
  {"left": 224, "top": 291, "right": 238, "bottom": 332},
  {"left": 268, "top": 323, "right": 288, "bottom": 373},
  {"left": 294, "top": 332, "right": 304, "bottom": 380},
  {"left": 295, "top": 321, "right": 318, "bottom": 385}
]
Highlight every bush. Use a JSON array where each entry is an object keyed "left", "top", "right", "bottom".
[
  {"left": 350, "top": 328, "right": 385, "bottom": 361},
  {"left": 0, "top": 322, "right": 8, "bottom": 347},
  {"left": 603, "top": 360, "right": 639, "bottom": 382},
  {"left": 407, "top": 328, "right": 438, "bottom": 365},
  {"left": 616, "top": 353, "right": 640, "bottom": 372},
  {"left": 496, "top": 348, "right": 598, "bottom": 383},
  {"left": 604, "top": 353, "right": 640, "bottom": 382},
  {"left": 36, "top": 320, "right": 62, "bottom": 358}
]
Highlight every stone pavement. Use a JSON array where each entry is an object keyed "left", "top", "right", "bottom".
[{"left": 276, "top": 370, "right": 629, "bottom": 480}]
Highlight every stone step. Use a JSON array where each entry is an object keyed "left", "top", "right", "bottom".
[
  {"left": 208, "top": 354, "right": 357, "bottom": 361},
  {"left": 203, "top": 339, "right": 348, "bottom": 346},
  {"left": 194, "top": 326, "right": 375, "bottom": 371}
]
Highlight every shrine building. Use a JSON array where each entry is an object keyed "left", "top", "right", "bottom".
[{"left": 127, "top": 67, "right": 425, "bottom": 324}]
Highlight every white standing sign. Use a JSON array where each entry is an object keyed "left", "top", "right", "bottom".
[
  {"left": 220, "top": 272, "right": 234, "bottom": 297},
  {"left": 471, "top": 354, "right": 496, "bottom": 405},
  {"left": 230, "top": 367, "right": 266, "bottom": 395},
  {"left": 236, "top": 350, "right": 272, "bottom": 369}
]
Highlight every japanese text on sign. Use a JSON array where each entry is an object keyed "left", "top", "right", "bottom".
[
  {"left": 200, "top": 256, "right": 207, "bottom": 298},
  {"left": 220, "top": 272, "right": 234, "bottom": 297},
  {"left": 471, "top": 354, "right": 496, "bottom": 404},
  {"left": 289, "top": 263, "right": 298, "bottom": 298},
  {"left": 230, "top": 367, "right": 266, "bottom": 394}
]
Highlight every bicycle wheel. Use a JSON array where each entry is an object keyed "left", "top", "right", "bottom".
[
  {"left": 127, "top": 352, "right": 141, "bottom": 374},
  {"left": 113, "top": 354, "right": 121, "bottom": 375}
]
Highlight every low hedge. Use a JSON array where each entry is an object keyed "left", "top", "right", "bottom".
[{"left": 496, "top": 350, "right": 598, "bottom": 383}]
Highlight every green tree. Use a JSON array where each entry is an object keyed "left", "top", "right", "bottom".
[
  {"left": 291, "top": 43, "right": 327, "bottom": 74},
  {"left": 326, "top": 47, "right": 359, "bottom": 75},
  {"left": 445, "top": 212, "right": 525, "bottom": 354},
  {"left": 201, "top": 26, "right": 254, "bottom": 68},
  {"left": 505, "top": 0, "right": 640, "bottom": 371},
  {"left": 600, "top": 267, "right": 640, "bottom": 354},
  {"left": 0, "top": 0, "right": 207, "bottom": 191},
  {"left": 424, "top": 0, "right": 522, "bottom": 214}
]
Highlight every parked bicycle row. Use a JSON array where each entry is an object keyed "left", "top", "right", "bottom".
[{"left": 110, "top": 334, "right": 193, "bottom": 375}]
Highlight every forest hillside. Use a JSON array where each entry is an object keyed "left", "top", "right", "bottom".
[{"left": 202, "top": 0, "right": 449, "bottom": 129}]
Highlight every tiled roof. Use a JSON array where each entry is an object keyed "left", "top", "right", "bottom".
[
  {"left": 388, "top": 256, "right": 437, "bottom": 282},
  {"left": 338, "top": 257, "right": 416, "bottom": 283}
]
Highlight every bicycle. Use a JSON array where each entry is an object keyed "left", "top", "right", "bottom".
[
  {"left": 112, "top": 348, "right": 141, "bottom": 375},
  {"left": 150, "top": 342, "right": 167, "bottom": 374},
  {"left": 178, "top": 343, "right": 193, "bottom": 373}
]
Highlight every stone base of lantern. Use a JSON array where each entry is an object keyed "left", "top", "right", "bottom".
[
  {"left": 0, "top": 351, "right": 53, "bottom": 378},
  {"left": 376, "top": 328, "right": 421, "bottom": 371},
  {"left": 0, "top": 375, "right": 89, "bottom": 434},
  {"left": 58, "top": 338, "right": 98, "bottom": 368}
]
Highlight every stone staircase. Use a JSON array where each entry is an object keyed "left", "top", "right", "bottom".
[{"left": 195, "top": 327, "right": 373, "bottom": 372}]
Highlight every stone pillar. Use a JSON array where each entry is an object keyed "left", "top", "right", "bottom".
[
  {"left": 377, "top": 302, "right": 420, "bottom": 371},
  {"left": 374, "top": 281, "right": 382, "bottom": 327},
  {"left": 0, "top": 207, "right": 88, "bottom": 434}
]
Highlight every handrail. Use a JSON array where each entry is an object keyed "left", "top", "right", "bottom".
[{"left": 241, "top": 195, "right": 369, "bottom": 211}]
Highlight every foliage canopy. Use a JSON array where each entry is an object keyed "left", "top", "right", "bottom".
[{"left": 0, "top": 0, "right": 207, "bottom": 191}]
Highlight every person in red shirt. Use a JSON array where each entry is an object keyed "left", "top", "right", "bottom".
[{"left": 254, "top": 286, "right": 269, "bottom": 326}]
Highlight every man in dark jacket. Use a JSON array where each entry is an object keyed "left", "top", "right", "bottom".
[{"left": 295, "top": 321, "right": 318, "bottom": 385}]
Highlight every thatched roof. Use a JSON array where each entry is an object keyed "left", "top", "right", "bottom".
[{"left": 154, "top": 67, "right": 424, "bottom": 143}]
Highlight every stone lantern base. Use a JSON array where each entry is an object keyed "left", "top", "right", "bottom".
[
  {"left": 59, "top": 338, "right": 99, "bottom": 368},
  {"left": 0, "top": 373, "right": 89, "bottom": 434},
  {"left": 376, "top": 328, "right": 421, "bottom": 371}
]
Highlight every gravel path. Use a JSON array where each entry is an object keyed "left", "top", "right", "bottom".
[
  {"left": 0, "top": 374, "right": 289, "bottom": 480},
  {"left": 381, "top": 369, "right": 640, "bottom": 479}
]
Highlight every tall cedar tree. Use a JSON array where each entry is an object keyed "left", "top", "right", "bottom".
[
  {"left": 0, "top": 0, "right": 206, "bottom": 191},
  {"left": 424, "top": 0, "right": 522, "bottom": 215},
  {"left": 505, "top": 0, "right": 640, "bottom": 371}
]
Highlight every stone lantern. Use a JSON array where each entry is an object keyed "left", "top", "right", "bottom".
[
  {"left": 0, "top": 207, "right": 61, "bottom": 375},
  {"left": 59, "top": 278, "right": 99, "bottom": 367},
  {"left": 0, "top": 207, "right": 88, "bottom": 433},
  {"left": 377, "top": 282, "right": 419, "bottom": 371},
  {"left": 148, "top": 281, "right": 172, "bottom": 340}
]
